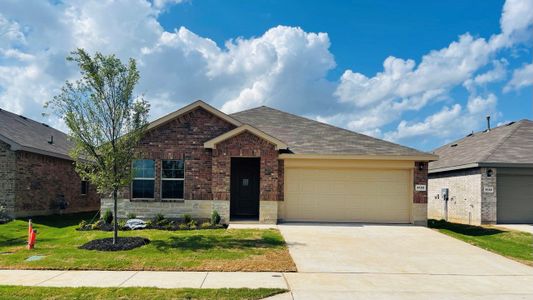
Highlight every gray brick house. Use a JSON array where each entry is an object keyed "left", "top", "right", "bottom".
[
  {"left": 0, "top": 108, "right": 99, "bottom": 218},
  {"left": 428, "top": 119, "right": 533, "bottom": 225},
  {"left": 102, "top": 100, "right": 436, "bottom": 224}
]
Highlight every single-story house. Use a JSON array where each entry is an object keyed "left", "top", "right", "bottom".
[
  {"left": 428, "top": 119, "right": 533, "bottom": 225},
  {"left": 102, "top": 100, "right": 436, "bottom": 224},
  {"left": 0, "top": 108, "right": 100, "bottom": 218}
]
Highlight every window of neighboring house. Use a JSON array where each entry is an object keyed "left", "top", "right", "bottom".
[
  {"left": 132, "top": 159, "right": 155, "bottom": 199},
  {"left": 81, "top": 180, "right": 89, "bottom": 195},
  {"left": 161, "top": 160, "right": 184, "bottom": 200}
]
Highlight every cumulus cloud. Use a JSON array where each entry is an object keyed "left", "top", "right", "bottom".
[
  {"left": 321, "top": 0, "right": 532, "bottom": 146},
  {"left": 384, "top": 93, "right": 498, "bottom": 143},
  {"left": 0, "top": 0, "right": 531, "bottom": 149},
  {"left": 504, "top": 63, "right": 533, "bottom": 92},
  {"left": 0, "top": 0, "right": 336, "bottom": 127}
]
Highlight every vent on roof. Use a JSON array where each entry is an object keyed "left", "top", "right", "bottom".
[
  {"left": 48, "top": 135, "right": 54, "bottom": 144},
  {"left": 466, "top": 131, "right": 474, "bottom": 137},
  {"left": 19, "top": 115, "right": 27, "bottom": 120},
  {"left": 506, "top": 121, "right": 515, "bottom": 126},
  {"left": 450, "top": 143, "right": 458, "bottom": 147}
]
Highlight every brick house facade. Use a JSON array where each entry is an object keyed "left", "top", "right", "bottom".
[
  {"left": 102, "top": 101, "right": 434, "bottom": 225},
  {"left": 0, "top": 109, "right": 100, "bottom": 218}
]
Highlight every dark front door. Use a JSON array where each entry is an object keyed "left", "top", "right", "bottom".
[{"left": 230, "top": 158, "right": 260, "bottom": 219}]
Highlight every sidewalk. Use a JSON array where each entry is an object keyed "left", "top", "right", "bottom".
[{"left": 0, "top": 270, "right": 288, "bottom": 289}]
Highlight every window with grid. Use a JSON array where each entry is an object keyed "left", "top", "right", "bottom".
[
  {"left": 132, "top": 159, "right": 155, "bottom": 199},
  {"left": 161, "top": 160, "right": 184, "bottom": 199}
]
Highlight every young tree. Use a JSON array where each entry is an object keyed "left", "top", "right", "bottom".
[{"left": 48, "top": 49, "right": 150, "bottom": 244}]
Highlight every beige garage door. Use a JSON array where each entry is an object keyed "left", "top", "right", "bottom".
[{"left": 284, "top": 167, "right": 411, "bottom": 223}]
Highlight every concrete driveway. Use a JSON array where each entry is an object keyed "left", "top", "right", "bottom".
[{"left": 278, "top": 223, "right": 533, "bottom": 299}]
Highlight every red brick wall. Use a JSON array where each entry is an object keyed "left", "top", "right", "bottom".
[
  {"left": 211, "top": 131, "right": 281, "bottom": 201},
  {"left": 14, "top": 151, "right": 100, "bottom": 216},
  {"left": 414, "top": 161, "right": 428, "bottom": 204},
  {"left": 277, "top": 159, "right": 284, "bottom": 201},
  {"left": 134, "top": 107, "right": 236, "bottom": 200}
]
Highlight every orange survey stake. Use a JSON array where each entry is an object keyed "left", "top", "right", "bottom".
[{"left": 27, "top": 219, "right": 36, "bottom": 250}]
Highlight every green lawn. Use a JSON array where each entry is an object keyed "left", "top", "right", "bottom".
[
  {"left": 0, "top": 285, "right": 286, "bottom": 300},
  {"left": 429, "top": 219, "right": 533, "bottom": 266},
  {"left": 0, "top": 213, "right": 295, "bottom": 272}
]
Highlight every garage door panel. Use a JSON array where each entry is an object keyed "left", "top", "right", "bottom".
[
  {"left": 497, "top": 175, "right": 533, "bottom": 223},
  {"left": 284, "top": 167, "right": 411, "bottom": 223}
]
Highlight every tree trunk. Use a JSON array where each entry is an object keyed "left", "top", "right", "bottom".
[{"left": 113, "top": 188, "right": 118, "bottom": 244}]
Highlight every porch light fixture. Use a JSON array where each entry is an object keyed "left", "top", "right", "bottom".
[{"left": 486, "top": 169, "right": 493, "bottom": 177}]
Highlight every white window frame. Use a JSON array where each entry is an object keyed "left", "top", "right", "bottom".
[
  {"left": 161, "top": 159, "right": 185, "bottom": 200},
  {"left": 131, "top": 159, "right": 155, "bottom": 200}
]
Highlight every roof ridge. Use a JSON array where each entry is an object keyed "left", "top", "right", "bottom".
[
  {"left": 230, "top": 105, "right": 267, "bottom": 115},
  {"left": 479, "top": 121, "right": 523, "bottom": 163},
  {"left": 252, "top": 105, "right": 428, "bottom": 154}
]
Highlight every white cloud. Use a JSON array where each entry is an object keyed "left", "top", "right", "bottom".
[
  {"left": 0, "top": 0, "right": 530, "bottom": 150},
  {"left": 320, "top": 0, "right": 532, "bottom": 146},
  {"left": 384, "top": 93, "right": 497, "bottom": 143},
  {"left": 504, "top": 63, "right": 533, "bottom": 92}
]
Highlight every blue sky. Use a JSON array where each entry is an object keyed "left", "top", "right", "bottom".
[{"left": 0, "top": 0, "right": 532, "bottom": 151}]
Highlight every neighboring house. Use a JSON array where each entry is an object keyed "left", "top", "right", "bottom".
[
  {"left": 0, "top": 108, "right": 99, "bottom": 218},
  {"left": 102, "top": 100, "right": 436, "bottom": 224},
  {"left": 428, "top": 119, "right": 533, "bottom": 225}
]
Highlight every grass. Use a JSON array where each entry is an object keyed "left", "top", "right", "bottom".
[
  {"left": 429, "top": 219, "right": 533, "bottom": 266},
  {"left": 0, "top": 212, "right": 296, "bottom": 272},
  {"left": 0, "top": 285, "right": 286, "bottom": 300}
]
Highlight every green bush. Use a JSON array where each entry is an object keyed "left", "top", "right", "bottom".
[
  {"left": 178, "top": 223, "right": 189, "bottom": 230},
  {"left": 211, "top": 210, "right": 221, "bottom": 225},
  {"left": 126, "top": 212, "right": 137, "bottom": 219},
  {"left": 154, "top": 213, "right": 165, "bottom": 223},
  {"left": 118, "top": 219, "right": 127, "bottom": 230},
  {"left": 102, "top": 209, "right": 113, "bottom": 224},
  {"left": 77, "top": 220, "right": 88, "bottom": 230},
  {"left": 91, "top": 219, "right": 104, "bottom": 230},
  {"left": 183, "top": 214, "right": 192, "bottom": 224},
  {"left": 200, "top": 222, "right": 211, "bottom": 229},
  {"left": 187, "top": 220, "right": 198, "bottom": 229}
]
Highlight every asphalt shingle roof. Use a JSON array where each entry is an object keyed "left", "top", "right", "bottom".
[
  {"left": 429, "top": 119, "right": 533, "bottom": 172},
  {"left": 0, "top": 108, "right": 72, "bottom": 159},
  {"left": 231, "top": 106, "right": 430, "bottom": 156}
]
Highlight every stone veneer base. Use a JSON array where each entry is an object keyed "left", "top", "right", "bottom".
[{"left": 101, "top": 199, "right": 281, "bottom": 224}]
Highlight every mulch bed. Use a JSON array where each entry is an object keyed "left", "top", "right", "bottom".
[{"left": 79, "top": 237, "right": 150, "bottom": 251}]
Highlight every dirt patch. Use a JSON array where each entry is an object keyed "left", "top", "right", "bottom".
[
  {"left": 197, "top": 249, "right": 297, "bottom": 272},
  {"left": 79, "top": 237, "right": 150, "bottom": 251}
]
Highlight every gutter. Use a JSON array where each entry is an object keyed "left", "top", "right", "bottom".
[
  {"left": 279, "top": 153, "right": 439, "bottom": 161},
  {"left": 429, "top": 162, "right": 533, "bottom": 174}
]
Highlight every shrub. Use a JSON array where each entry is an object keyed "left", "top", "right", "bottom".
[
  {"left": 118, "top": 219, "right": 127, "bottom": 230},
  {"left": 187, "top": 220, "right": 198, "bottom": 229},
  {"left": 178, "top": 223, "right": 189, "bottom": 230},
  {"left": 102, "top": 209, "right": 113, "bottom": 224},
  {"left": 183, "top": 214, "right": 192, "bottom": 224},
  {"left": 92, "top": 219, "right": 104, "bottom": 230},
  {"left": 200, "top": 222, "right": 211, "bottom": 229},
  {"left": 154, "top": 213, "right": 165, "bottom": 223},
  {"left": 126, "top": 212, "right": 137, "bottom": 219},
  {"left": 211, "top": 210, "right": 221, "bottom": 225},
  {"left": 78, "top": 220, "right": 88, "bottom": 230}
]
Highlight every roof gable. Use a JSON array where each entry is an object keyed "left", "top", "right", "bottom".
[
  {"left": 429, "top": 119, "right": 533, "bottom": 172},
  {"left": 147, "top": 100, "right": 242, "bottom": 131},
  {"left": 204, "top": 124, "right": 288, "bottom": 150}
]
